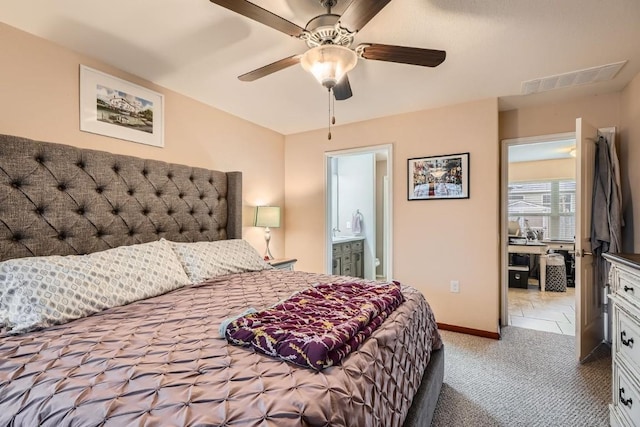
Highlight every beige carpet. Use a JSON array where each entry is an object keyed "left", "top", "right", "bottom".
[{"left": 431, "top": 326, "right": 611, "bottom": 427}]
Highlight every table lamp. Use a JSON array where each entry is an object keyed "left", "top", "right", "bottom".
[{"left": 254, "top": 206, "right": 281, "bottom": 260}]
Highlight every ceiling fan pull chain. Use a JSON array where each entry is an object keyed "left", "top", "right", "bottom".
[
  {"left": 328, "top": 88, "right": 332, "bottom": 140},
  {"left": 332, "top": 94, "right": 336, "bottom": 125}
]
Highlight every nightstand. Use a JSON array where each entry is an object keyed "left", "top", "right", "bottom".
[{"left": 268, "top": 258, "right": 297, "bottom": 271}]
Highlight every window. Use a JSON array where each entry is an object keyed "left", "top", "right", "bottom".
[{"left": 508, "top": 179, "right": 575, "bottom": 240}]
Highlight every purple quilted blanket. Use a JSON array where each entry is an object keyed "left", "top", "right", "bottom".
[{"left": 224, "top": 281, "right": 405, "bottom": 370}]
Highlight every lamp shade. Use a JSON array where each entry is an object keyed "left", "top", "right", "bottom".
[
  {"left": 300, "top": 45, "right": 357, "bottom": 89},
  {"left": 254, "top": 206, "right": 281, "bottom": 228}
]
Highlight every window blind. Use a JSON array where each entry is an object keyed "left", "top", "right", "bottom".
[{"left": 508, "top": 179, "right": 575, "bottom": 240}]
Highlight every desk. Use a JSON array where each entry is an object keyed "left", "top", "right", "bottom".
[{"left": 508, "top": 243, "right": 548, "bottom": 292}]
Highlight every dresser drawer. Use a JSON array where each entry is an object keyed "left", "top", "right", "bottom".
[
  {"left": 613, "top": 363, "right": 640, "bottom": 427},
  {"left": 616, "top": 305, "right": 640, "bottom": 378},
  {"left": 342, "top": 253, "right": 352, "bottom": 263},
  {"left": 618, "top": 269, "right": 640, "bottom": 307},
  {"left": 352, "top": 240, "right": 363, "bottom": 251}
]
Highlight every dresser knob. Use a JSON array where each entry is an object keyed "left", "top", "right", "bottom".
[
  {"left": 619, "top": 387, "right": 633, "bottom": 408},
  {"left": 624, "top": 285, "right": 635, "bottom": 293},
  {"left": 621, "top": 331, "right": 634, "bottom": 348}
]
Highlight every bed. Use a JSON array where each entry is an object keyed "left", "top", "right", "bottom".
[{"left": 0, "top": 134, "right": 443, "bottom": 426}]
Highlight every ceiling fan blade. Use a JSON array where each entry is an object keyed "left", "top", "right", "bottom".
[
  {"left": 339, "top": 0, "right": 392, "bottom": 33},
  {"left": 357, "top": 43, "right": 446, "bottom": 67},
  {"left": 238, "top": 54, "right": 302, "bottom": 82},
  {"left": 333, "top": 75, "right": 353, "bottom": 101},
  {"left": 210, "top": 0, "right": 305, "bottom": 37}
]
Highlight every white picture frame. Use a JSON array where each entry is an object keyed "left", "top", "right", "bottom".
[{"left": 80, "top": 65, "right": 164, "bottom": 147}]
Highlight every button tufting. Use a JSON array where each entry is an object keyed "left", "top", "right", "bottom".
[
  {"left": 112, "top": 208, "right": 120, "bottom": 215},
  {"left": 57, "top": 184, "right": 67, "bottom": 191},
  {"left": 112, "top": 165, "right": 120, "bottom": 173},
  {"left": 208, "top": 210, "right": 213, "bottom": 216},
  {"left": 167, "top": 172, "right": 173, "bottom": 179},
  {"left": 156, "top": 227, "right": 164, "bottom": 233},
  {"left": 142, "top": 208, "right": 150, "bottom": 216},
  {"left": 200, "top": 227, "right": 207, "bottom": 233},
  {"left": 208, "top": 178, "right": 213, "bottom": 184},
  {"left": 35, "top": 206, "right": 45, "bottom": 215},
  {"left": 167, "top": 209, "right": 174, "bottom": 215},
  {"left": 189, "top": 209, "right": 195, "bottom": 215},
  {"left": 58, "top": 231, "right": 68, "bottom": 240},
  {"left": 77, "top": 208, "right": 85, "bottom": 215},
  {"left": 96, "top": 186, "right": 104, "bottom": 194},
  {"left": 178, "top": 193, "right": 184, "bottom": 199},
  {"left": 12, "top": 232, "right": 23, "bottom": 242},
  {"left": 96, "top": 230, "right": 104, "bottom": 238},
  {"left": 199, "top": 193, "right": 205, "bottom": 200},
  {"left": 35, "top": 155, "right": 45, "bottom": 163},
  {"left": 142, "top": 169, "right": 148, "bottom": 176},
  {"left": 189, "top": 175, "right": 194, "bottom": 182},
  {"left": 11, "top": 179, "right": 22, "bottom": 189},
  {"left": 76, "top": 161, "right": 85, "bottom": 169},
  {"left": 128, "top": 230, "right": 135, "bottom": 236},
  {"left": 127, "top": 189, "right": 134, "bottom": 196},
  {"left": 156, "top": 190, "right": 162, "bottom": 197}
]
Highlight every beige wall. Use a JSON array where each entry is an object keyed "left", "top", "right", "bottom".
[
  {"left": 285, "top": 99, "right": 501, "bottom": 333},
  {"left": 509, "top": 158, "right": 575, "bottom": 182},
  {"left": 620, "top": 73, "right": 640, "bottom": 252},
  {"left": 0, "top": 23, "right": 286, "bottom": 256},
  {"left": 499, "top": 92, "right": 621, "bottom": 140}
]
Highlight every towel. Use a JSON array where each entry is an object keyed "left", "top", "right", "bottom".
[{"left": 352, "top": 212, "right": 362, "bottom": 234}]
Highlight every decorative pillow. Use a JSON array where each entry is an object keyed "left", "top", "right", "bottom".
[
  {"left": 0, "top": 240, "right": 190, "bottom": 334},
  {"left": 168, "top": 239, "right": 272, "bottom": 284}
]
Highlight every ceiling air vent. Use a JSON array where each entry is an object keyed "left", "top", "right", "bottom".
[{"left": 521, "top": 60, "right": 627, "bottom": 95}]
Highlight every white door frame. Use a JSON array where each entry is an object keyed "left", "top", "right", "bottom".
[
  {"left": 499, "top": 132, "right": 576, "bottom": 325},
  {"left": 324, "top": 144, "right": 394, "bottom": 280}
]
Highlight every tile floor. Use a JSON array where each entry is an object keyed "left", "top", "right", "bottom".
[{"left": 508, "top": 283, "right": 576, "bottom": 336}]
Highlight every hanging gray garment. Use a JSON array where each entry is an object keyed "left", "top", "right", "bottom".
[
  {"left": 591, "top": 137, "right": 612, "bottom": 297},
  {"left": 607, "top": 138, "right": 623, "bottom": 252},
  {"left": 591, "top": 136, "right": 612, "bottom": 254},
  {"left": 590, "top": 135, "right": 623, "bottom": 302}
]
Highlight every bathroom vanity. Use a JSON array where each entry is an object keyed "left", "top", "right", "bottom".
[{"left": 332, "top": 237, "right": 365, "bottom": 278}]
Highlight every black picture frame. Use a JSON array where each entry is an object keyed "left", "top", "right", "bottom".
[{"left": 407, "top": 152, "right": 470, "bottom": 200}]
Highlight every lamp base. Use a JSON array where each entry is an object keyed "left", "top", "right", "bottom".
[{"left": 264, "top": 227, "right": 274, "bottom": 260}]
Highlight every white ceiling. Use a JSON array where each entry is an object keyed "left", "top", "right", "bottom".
[{"left": 2, "top": 0, "right": 640, "bottom": 135}]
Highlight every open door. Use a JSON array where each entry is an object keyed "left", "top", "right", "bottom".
[{"left": 574, "top": 118, "right": 604, "bottom": 361}]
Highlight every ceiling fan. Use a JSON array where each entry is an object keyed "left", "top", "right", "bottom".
[{"left": 209, "top": 0, "right": 446, "bottom": 101}]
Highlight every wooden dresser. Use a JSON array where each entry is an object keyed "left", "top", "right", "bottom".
[{"left": 603, "top": 253, "right": 640, "bottom": 427}]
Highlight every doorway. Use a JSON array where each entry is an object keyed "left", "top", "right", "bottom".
[
  {"left": 325, "top": 145, "right": 393, "bottom": 281},
  {"left": 501, "top": 133, "right": 577, "bottom": 335}
]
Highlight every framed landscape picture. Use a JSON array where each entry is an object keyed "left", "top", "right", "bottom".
[
  {"left": 80, "top": 65, "right": 164, "bottom": 147},
  {"left": 408, "top": 152, "right": 470, "bottom": 200}
]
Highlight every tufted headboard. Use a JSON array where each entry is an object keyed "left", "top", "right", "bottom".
[{"left": 0, "top": 134, "right": 242, "bottom": 262}]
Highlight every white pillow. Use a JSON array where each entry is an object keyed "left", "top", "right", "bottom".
[
  {"left": 0, "top": 239, "right": 190, "bottom": 334},
  {"left": 168, "top": 239, "right": 272, "bottom": 284}
]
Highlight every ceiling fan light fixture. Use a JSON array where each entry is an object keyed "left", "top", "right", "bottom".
[{"left": 300, "top": 45, "right": 357, "bottom": 89}]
